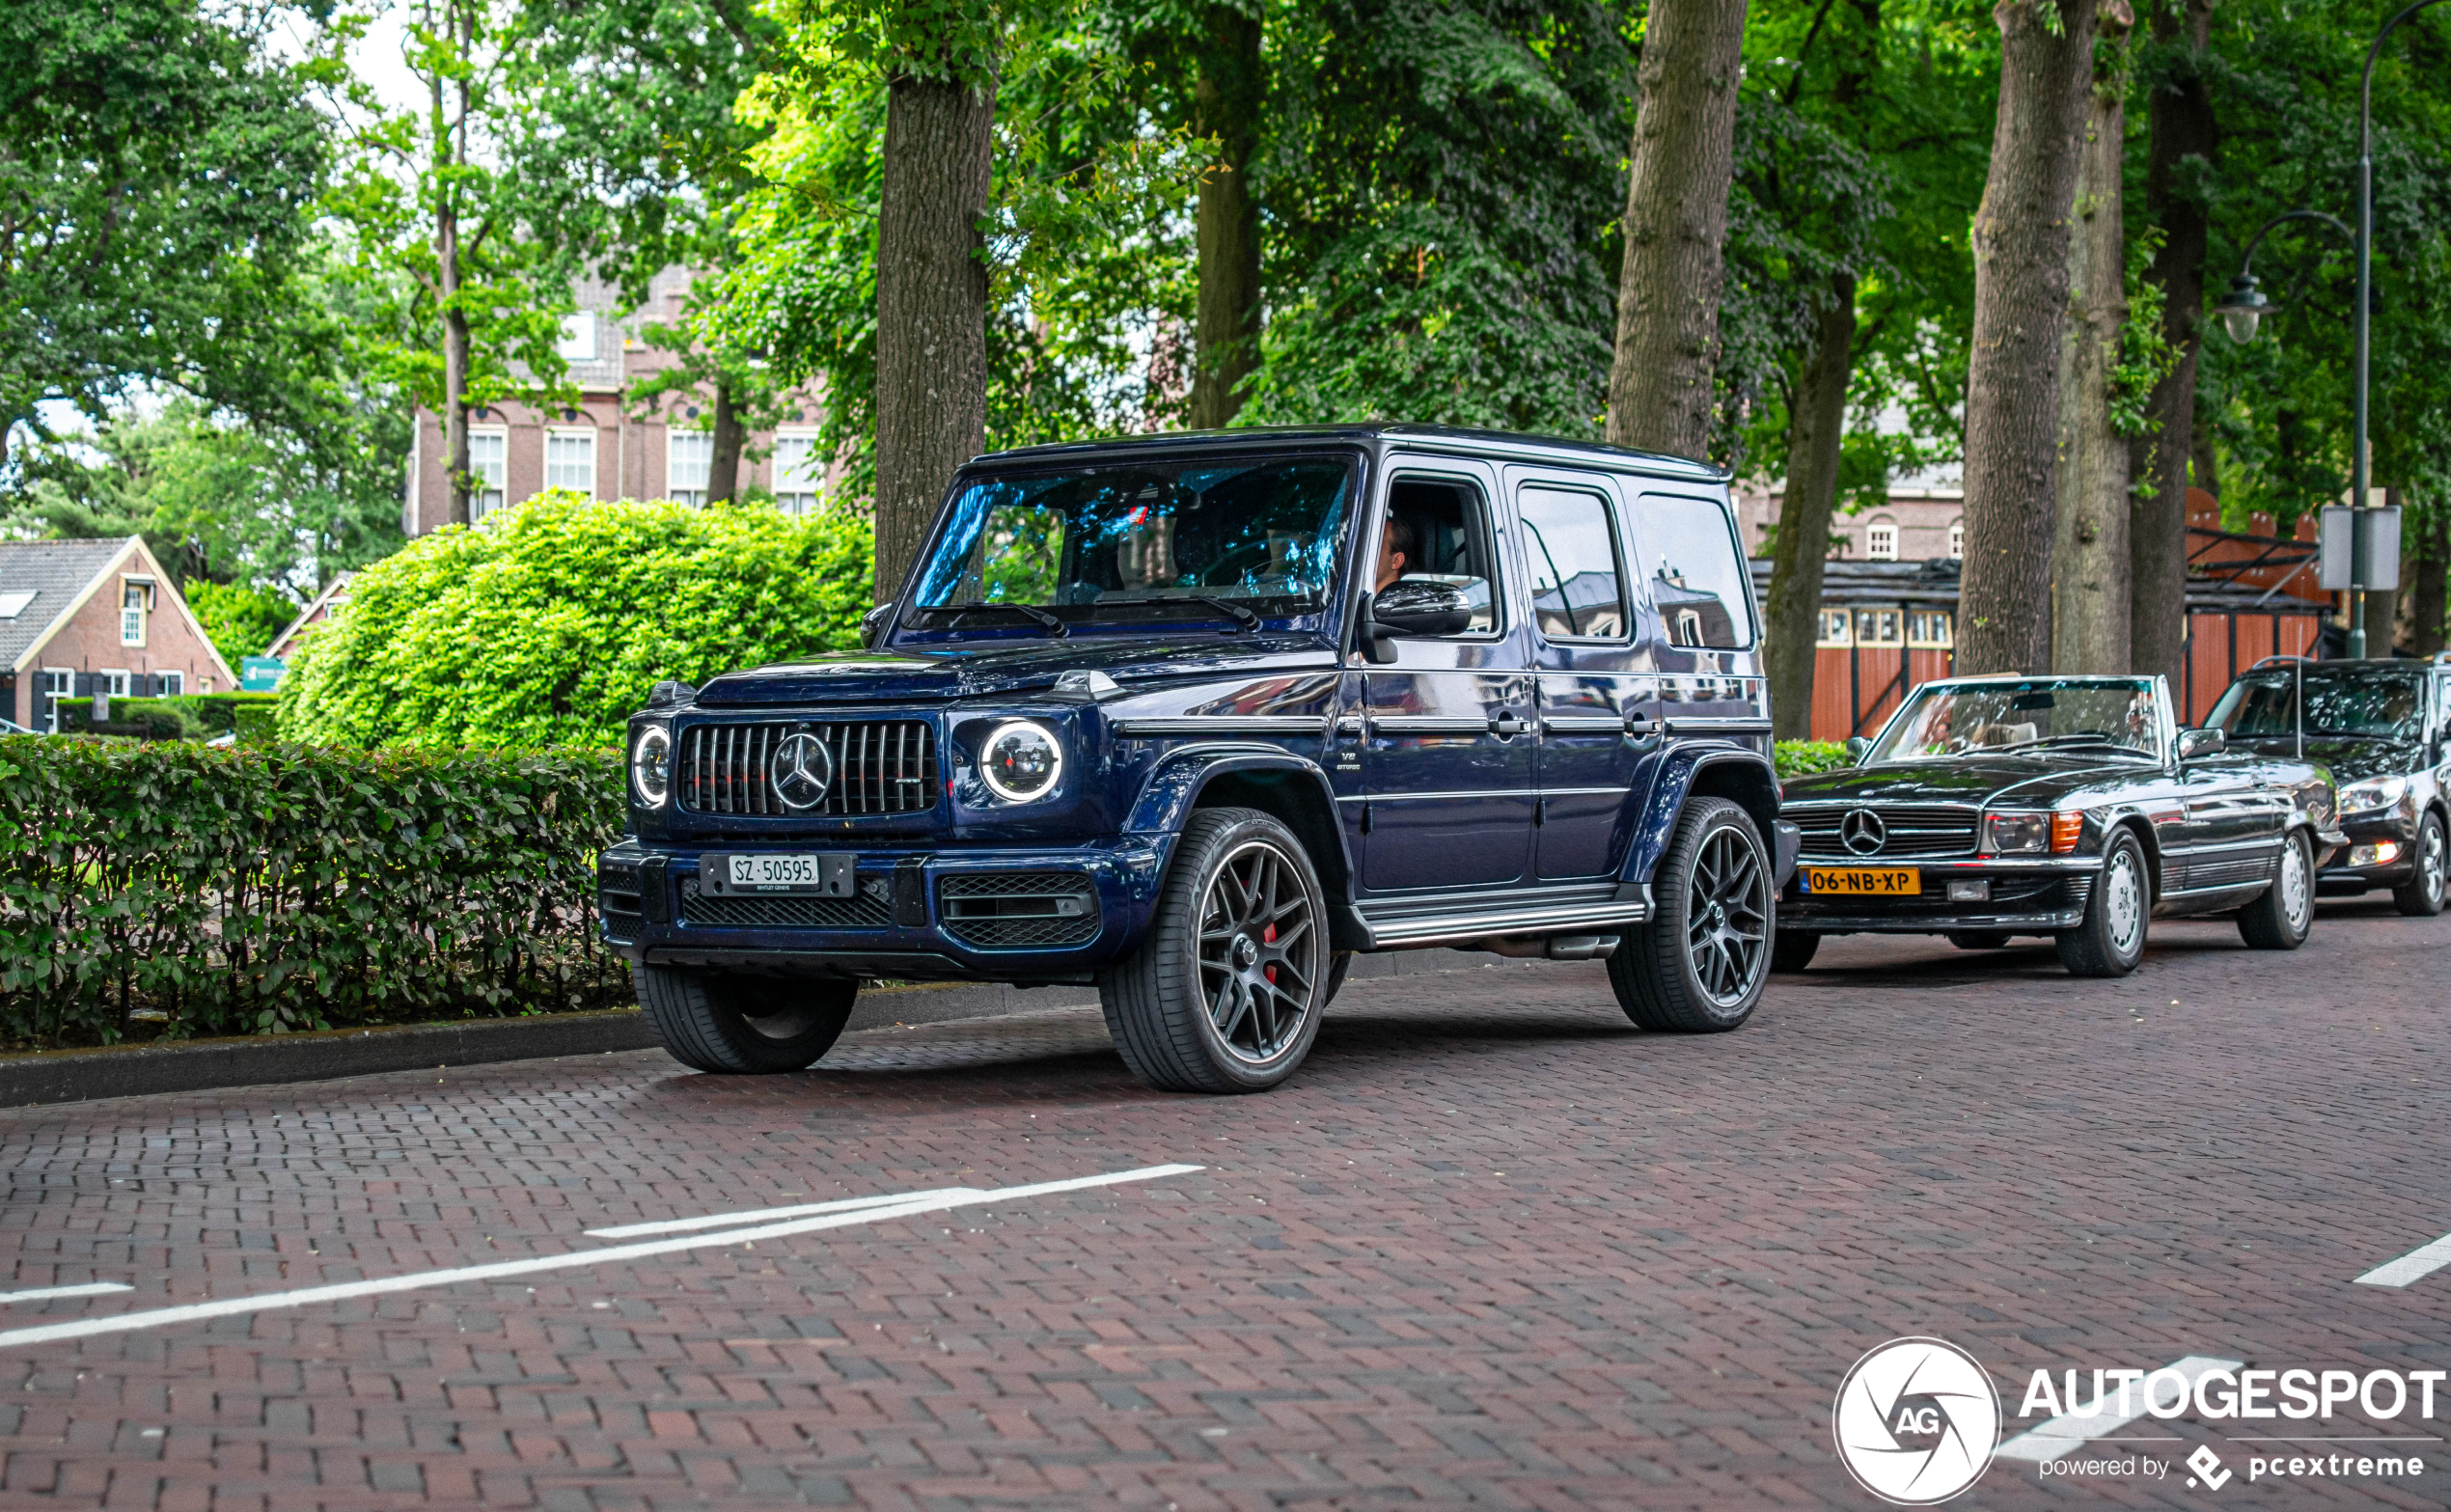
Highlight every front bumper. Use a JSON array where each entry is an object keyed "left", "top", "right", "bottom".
[
  {"left": 1780, "top": 854, "right": 2097, "bottom": 936},
  {"left": 2318, "top": 811, "right": 2420, "bottom": 890},
  {"left": 596, "top": 835, "right": 1177, "bottom": 980}
]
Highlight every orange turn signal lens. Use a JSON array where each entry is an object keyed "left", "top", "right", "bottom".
[{"left": 2051, "top": 811, "right": 2084, "bottom": 853}]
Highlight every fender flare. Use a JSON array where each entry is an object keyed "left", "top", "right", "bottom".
[
  {"left": 1122, "top": 742, "right": 1367, "bottom": 950},
  {"left": 1622, "top": 745, "right": 1784, "bottom": 889}
]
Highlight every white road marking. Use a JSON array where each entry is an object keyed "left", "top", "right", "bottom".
[
  {"left": 1994, "top": 1356, "right": 2246, "bottom": 1462},
  {"left": 0, "top": 1283, "right": 132, "bottom": 1305},
  {"left": 586, "top": 1188, "right": 980, "bottom": 1238},
  {"left": 2355, "top": 1230, "right": 2451, "bottom": 1287},
  {"left": 0, "top": 1164, "right": 1202, "bottom": 1352}
]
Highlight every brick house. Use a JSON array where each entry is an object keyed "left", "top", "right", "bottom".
[
  {"left": 265, "top": 572, "right": 356, "bottom": 663},
  {"left": 0, "top": 538, "right": 238, "bottom": 731},
  {"left": 403, "top": 268, "right": 840, "bottom": 536}
]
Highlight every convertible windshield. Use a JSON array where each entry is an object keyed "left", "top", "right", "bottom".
[
  {"left": 1866, "top": 677, "right": 2164, "bottom": 763},
  {"left": 909, "top": 456, "right": 1355, "bottom": 629},
  {"left": 2210, "top": 667, "right": 2424, "bottom": 739}
]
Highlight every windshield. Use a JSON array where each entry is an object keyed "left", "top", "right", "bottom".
[
  {"left": 908, "top": 456, "right": 1356, "bottom": 629},
  {"left": 2210, "top": 667, "right": 2424, "bottom": 739},
  {"left": 1866, "top": 678, "right": 2164, "bottom": 763}
]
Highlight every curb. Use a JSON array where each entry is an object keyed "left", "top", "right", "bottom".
[{"left": 0, "top": 979, "right": 1100, "bottom": 1112}]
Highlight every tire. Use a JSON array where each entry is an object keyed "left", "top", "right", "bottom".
[
  {"left": 1607, "top": 797, "right": 1772, "bottom": 1032},
  {"left": 2239, "top": 831, "right": 2315, "bottom": 949},
  {"left": 2393, "top": 811, "right": 2448, "bottom": 917},
  {"left": 1770, "top": 928, "right": 1820, "bottom": 973},
  {"left": 1323, "top": 951, "right": 1355, "bottom": 1003},
  {"left": 1098, "top": 807, "right": 1329, "bottom": 1093},
  {"left": 1946, "top": 931, "right": 2012, "bottom": 950},
  {"left": 2055, "top": 829, "right": 2149, "bottom": 977},
  {"left": 636, "top": 964, "right": 858, "bottom": 1073}
]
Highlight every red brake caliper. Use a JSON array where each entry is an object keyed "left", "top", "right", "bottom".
[{"left": 1263, "top": 922, "right": 1277, "bottom": 982}]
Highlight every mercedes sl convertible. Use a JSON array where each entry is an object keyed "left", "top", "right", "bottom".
[{"left": 1775, "top": 674, "right": 2344, "bottom": 977}]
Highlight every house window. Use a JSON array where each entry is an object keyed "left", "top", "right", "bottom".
[
  {"left": 1816, "top": 608, "right": 1854, "bottom": 646},
  {"left": 121, "top": 584, "right": 148, "bottom": 646},
  {"left": 667, "top": 431, "right": 712, "bottom": 507},
  {"left": 1855, "top": 609, "right": 1902, "bottom": 646},
  {"left": 1908, "top": 609, "right": 1954, "bottom": 647},
  {"left": 100, "top": 670, "right": 132, "bottom": 699},
  {"left": 468, "top": 428, "right": 508, "bottom": 519},
  {"left": 0, "top": 590, "right": 34, "bottom": 619},
  {"left": 1948, "top": 520, "right": 1965, "bottom": 559},
  {"left": 773, "top": 431, "right": 823, "bottom": 513},
  {"left": 545, "top": 428, "right": 596, "bottom": 497},
  {"left": 1866, "top": 521, "right": 1899, "bottom": 561},
  {"left": 556, "top": 312, "right": 598, "bottom": 362},
  {"left": 39, "top": 669, "right": 69, "bottom": 732},
  {"left": 158, "top": 671, "right": 185, "bottom": 697}
]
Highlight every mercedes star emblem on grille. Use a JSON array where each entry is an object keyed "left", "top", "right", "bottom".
[
  {"left": 768, "top": 731, "right": 835, "bottom": 811},
  {"left": 1840, "top": 808, "right": 1887, "bottom": 856}
]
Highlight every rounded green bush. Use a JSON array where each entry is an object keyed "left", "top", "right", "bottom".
[{"left": 278, "top": 492, "right": 874, "bottom": 751}]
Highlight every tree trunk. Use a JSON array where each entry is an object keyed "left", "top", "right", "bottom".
[
  {"left": 2410, "top": 508, "right": 2448, "bottom": 657},
  {"left": 2128, "top": 0, "right": 2215, "bottom": 691},
  {"left": 1766, "top": 273, "right": 1856, "bottom": 742},
  {"left": 1605, "top": 0, "right": 1749, "bottom": 461},
  {"left": 874, "top": 73, "right": 996, "bottom": 605},
  {"left": 1187, "top": 8, "right": 1263, "bottom": 431},
  {"left": 436, "top": 50, "right": 472, "bottom": 530},
  {"left": 1958, "top": 0, "right": 2099, "bottom": 676},
  {"left": 2052, "top": 34, "right": 2131, "bottom": 674},
  {"left": 706, "top": 381, "right": 746, "bottom": 505}
]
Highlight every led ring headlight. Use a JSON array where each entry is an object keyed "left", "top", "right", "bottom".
[
  {"left": 978, "top": 721, "right": 1062, "bottom": 803},
  {"left": 631, "top": 725, "right": 673, "bottom": 807}
]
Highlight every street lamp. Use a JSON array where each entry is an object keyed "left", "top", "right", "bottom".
[{"left": 2214, "top": 208, "right": 2353, "bottom": 345}]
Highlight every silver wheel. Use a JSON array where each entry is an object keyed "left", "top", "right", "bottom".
[
  {"left": 1686, "top": 826, "right": 1770, "bottom": 1006},
  {"left": 2104, "top": 845, "right": 2144, "bottom": 956},
  {"left": 1197, "top": 839, "right": 1321, "bottom": 1064},
  {"left": 2394, "top": 812, "right": 2447, "bottom": 917},
  {"left": 2277, "top": 836, "right": 2312, "bottom": 933},
  {"left": 2428, "top": 823, "right": 2448, "bottom": 903}
]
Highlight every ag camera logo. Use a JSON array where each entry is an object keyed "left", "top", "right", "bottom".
[{"left": 1833, "top": 1337, "right": 2001, "bottom": 1504}]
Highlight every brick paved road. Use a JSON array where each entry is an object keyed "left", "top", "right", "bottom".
[{"left": 4, "top": 899, "right": 2450, "bottom": 1511}]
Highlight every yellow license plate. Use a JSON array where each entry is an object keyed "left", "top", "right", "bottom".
[{"left": 1804, "top": 866, "right": 1920, "bottom": 895}]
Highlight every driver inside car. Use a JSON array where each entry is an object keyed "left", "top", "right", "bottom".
[{"left": 1375, "top": 516, "right": 1416, "bottom": 592}]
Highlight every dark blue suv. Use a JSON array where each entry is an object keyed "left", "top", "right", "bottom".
[{"left": 599, "top": 426, "right": 1800, "bottom": 1092}]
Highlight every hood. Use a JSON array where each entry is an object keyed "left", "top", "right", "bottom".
[
  {"left": 697, "top": 633, "right": 1339, "bottom": 706},
  {"left": 2226, "top": 732, "right": 2419, "bottom": 783},
  {"left": 1782, "top": 753, "right": 2157, "bottom": 809}
]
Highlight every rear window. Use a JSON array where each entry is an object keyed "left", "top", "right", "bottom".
[{"left": 1630, "top": 494, "right": 1753, "bottom": 649}]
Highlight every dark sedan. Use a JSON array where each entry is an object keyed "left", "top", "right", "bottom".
[
  {"left": 2207, "top": 655, "right": 2450, "bottom": 915},
  {"left": 1776, "top": 674, "right": 2344, "bottom": 977}
]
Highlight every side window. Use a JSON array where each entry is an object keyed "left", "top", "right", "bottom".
[
  {"left": 1632, "top": 494, "right": 1756, "bottom": 649},
  {"left": 1516, "top": 487, "right": 1627, "bottom": 641},
  {"left": 1381, "top": 477, "right": 1500, "bottom": 634}
]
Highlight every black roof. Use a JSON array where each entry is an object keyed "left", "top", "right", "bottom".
[{"left": 974, "top": 424, "right": 1723, "bottom": 483}]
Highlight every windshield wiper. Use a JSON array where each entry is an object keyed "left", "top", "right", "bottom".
[
  {"left": 1092, "top": 594, "right": 1263, "bottom": 631},
  {"left": 939, "top": 601, "right": 1066, "bottom": 636}
]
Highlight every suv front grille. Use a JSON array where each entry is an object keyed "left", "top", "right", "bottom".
[
  {"left": 1789, "top": 803, "right": 1980, "bottom": 859},
  {"left": 679, "top": 877, "right": 893, "bottom": 929},
  {"left": 678, "top": 721, "right": 938, "bottom": 817},
  {"left": 940, "top": 872, "right": 1100, "bottom": 948}
]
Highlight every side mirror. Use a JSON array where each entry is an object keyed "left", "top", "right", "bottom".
[
  {"left": 1844, "top": 736, "right": 1872, "bottom": 763},
  {"left": 861, "top": 600, "right": 895, "bottom": 647},
  {"left": 1371, "top": 578, "right": 1473, "bottom": 637},
  {"left": 2177, "top": 727, "right": 2227, "bottom": 760}
]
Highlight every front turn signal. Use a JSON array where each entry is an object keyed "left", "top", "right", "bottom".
[{"left": 2051, "top": 811, "right": 2084, "bottom": 853}]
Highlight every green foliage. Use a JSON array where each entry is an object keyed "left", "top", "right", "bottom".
[
  {"left": 0, "top": 736, "right": 626, "bottom": 1050},
  {"left": 1774, "top": 739, "right": 1853, "bottom": 778},
  {"left": 186, "top": 580, "right": 298, "bottom": 667},
  {"left": 53, "top": 694, "right": 279, "bottom": 741},
  {"left": 278, "top": 492, "right": 874, "bottom": 751},
  {"left": 2108, "top": 226, "right": 2180, "bottom": 447}
]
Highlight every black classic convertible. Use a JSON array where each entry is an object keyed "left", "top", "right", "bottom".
[{"left": 1775, "top": 674, "right": 2345, "bottom": 976}]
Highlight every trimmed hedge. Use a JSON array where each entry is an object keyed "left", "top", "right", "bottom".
[
  {"left": 0, "top": 736, "right": 628, "bottom": 1050},
  {"left": 55, "top": 693, "right": 281, "bottom": 742},
  {"left": 1774, "top": 739, "right": 1853, "bottom": 779}
]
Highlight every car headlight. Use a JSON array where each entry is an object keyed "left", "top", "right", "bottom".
[
  {"left": 631, "top": 724, "right": 673, "bottom": 807},
  {"left": 1984, "top": 811, "right": 2052, "bottom": 854},
  {"left": 978, "top": 720, "right": 1062, "bottom": 803},
  {"left": 2339, "top": 775, "right": 2410, "bottom": 813}
]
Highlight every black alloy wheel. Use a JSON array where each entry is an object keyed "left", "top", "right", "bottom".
[
  {"left": 2239, "top": 831, "right": 2315, "bottom": 949},
  {"left": 1608, "top": 797, "right": 1772, "bottom": 1032},
  {"left": 2394, "top": 811, "right": 2448, "bottom": 917},
  {"left": 1770, "top": 928, "right": 1821, "bottom": 973},
  {"left": 1099, "top": 807, "right": 1328, "bottom": 1092},
  {"left": 636, "top": 965, "right": 859, "bottom": 1073}
]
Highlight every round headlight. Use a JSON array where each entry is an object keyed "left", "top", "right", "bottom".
[
  {"left": 631, "top": 725, "right": 673, "bottom": 806},
  {"left": 978, "top": 721, "right": 1062, "bottom": 803}
]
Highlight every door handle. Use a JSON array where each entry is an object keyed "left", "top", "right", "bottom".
[
  {"left": 1622, "top": 711, "right": 1654, "bottom": 735},
  {"left": 1489, "top": 712, "right": 1529, "bottom": 738}
]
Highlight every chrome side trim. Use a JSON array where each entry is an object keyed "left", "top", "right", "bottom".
[
  {"left": 1372, "top": 716, "right": 1491, "bottom": 734},
  {"left": 1541, "top": 715, "right": 1626, "bottom": 732},
  {"left": 1363, "top": 897, "right": 1652, "bottom": 948},
  {"left": 1112, "top": 716, "right": 1330, "bottom": 737},
  {"left": 1666, "top": 717, "right": 1773, "bottom": 734},
  {"left": 1336, "top": 789, "right": 1542, "bottom": 804}
]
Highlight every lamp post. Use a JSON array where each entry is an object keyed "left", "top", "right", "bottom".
[{"left": 2212, "top": 0, "right": 2443, "bottom": 658}]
